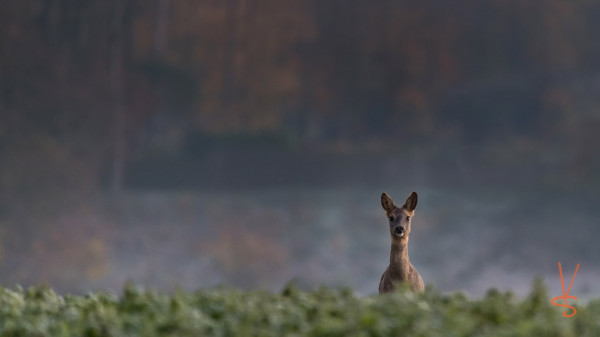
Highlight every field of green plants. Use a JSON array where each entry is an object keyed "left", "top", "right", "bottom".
[{"left": 1, "top": 281, "right": 599, "bottom": 337}]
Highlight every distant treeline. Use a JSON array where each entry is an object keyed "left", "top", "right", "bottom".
[{"left": 1, "top": 0, "right": 600, "bottom": 199}]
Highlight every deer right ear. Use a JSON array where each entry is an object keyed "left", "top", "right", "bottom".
[
  {"left": 403, "top": 192, "right": 418, "bottom": 212},
  {"left": 381, "top": 192, "right": 396, "bottom": 212}
]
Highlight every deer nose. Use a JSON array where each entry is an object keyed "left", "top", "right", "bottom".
[{"left": 394, "top": 226, "right": 404, "bottom": 235}]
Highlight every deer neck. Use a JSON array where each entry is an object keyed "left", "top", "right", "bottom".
[{"left": 389, "top": 238, "right": 411, "bottom": 277}]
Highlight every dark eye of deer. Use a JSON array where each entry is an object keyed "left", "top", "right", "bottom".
[
  {"left": 389, "top": 216, "right": 394, "bottom": 221},
  {"left": 406, "top": 216, "right": 410, "bottom": 221}
]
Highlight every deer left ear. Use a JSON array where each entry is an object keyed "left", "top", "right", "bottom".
[
  {"left": 381, "top": 192, "right": 396, "bottom": 212},
  {"left": 403, "top": 192, "right": 418, "bottom": 211}
]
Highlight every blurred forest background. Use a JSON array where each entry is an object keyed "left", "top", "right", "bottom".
[{"left": 1, "top": 0, "right": 600, "bottom": 296}]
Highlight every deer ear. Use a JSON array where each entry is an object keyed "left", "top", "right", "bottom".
[
  {"left": 403, "top": 192, "right": 418, "bottom": 211},
  {"left": 381, "top": 192, "right": 396, "bottom": 212}
]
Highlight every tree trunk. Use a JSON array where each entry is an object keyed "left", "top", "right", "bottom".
[
  {"left": 222, "top": 0, "right": 239, "bottom": 108},
  {"left": 153, "top": 0, "right": 169, "bottom": 57},
  {"left": 109, "top": 0, "right": 126, "bottom": 193}
]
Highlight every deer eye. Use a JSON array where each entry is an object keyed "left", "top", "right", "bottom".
[
  {"left": 389, "top": 216, "right": 394, "bottom": 221},
  {"left": 405, "top": 216, "right": 410, "bottom": 221}
]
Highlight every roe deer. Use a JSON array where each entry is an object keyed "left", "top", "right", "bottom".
[{"left": 378, "top": 191, "right": 424, "bottom": 293}]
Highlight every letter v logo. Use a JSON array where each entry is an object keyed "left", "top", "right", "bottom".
[{"left": 550, "top": 262, "right": 580, "bottom": 317}]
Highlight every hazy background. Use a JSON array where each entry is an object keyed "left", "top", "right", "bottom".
[{"left": 1, "top": 0, "right": 599, "bottom": 297}]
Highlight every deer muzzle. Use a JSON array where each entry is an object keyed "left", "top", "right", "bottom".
[{"left": 394, "top": 226, "right": 405, "bottom": 237}]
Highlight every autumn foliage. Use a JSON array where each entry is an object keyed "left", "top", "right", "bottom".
[{"left": 1, "top": 0, "right": 600, "bottom": 293}]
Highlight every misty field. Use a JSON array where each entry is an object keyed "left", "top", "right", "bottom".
[
  {"left": 1, "top": 282, "right": 598, "bottom": 337},
  {"left": 3, "top": 185, "right": 599, "bottom": 298}
]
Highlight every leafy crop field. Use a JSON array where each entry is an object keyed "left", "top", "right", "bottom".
[{"left": 1, "top": 281, "right": 598, "bottom": 337}]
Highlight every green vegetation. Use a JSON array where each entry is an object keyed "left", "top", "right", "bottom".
[{"left": 1, "top": 281, "right": 599, "bottom": 337}]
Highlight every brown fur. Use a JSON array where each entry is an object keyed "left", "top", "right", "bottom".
[{"left": 378, "top": 192, "right": 424, "bottom": 293}]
